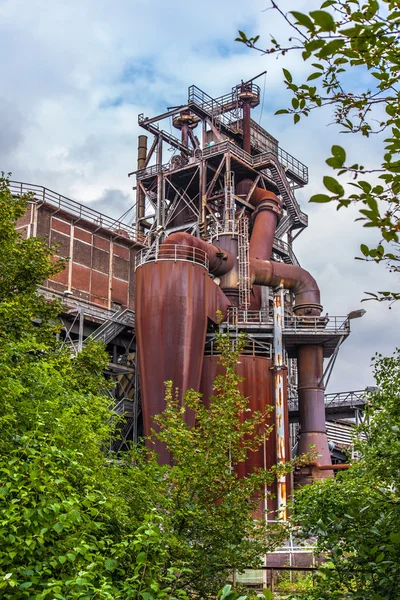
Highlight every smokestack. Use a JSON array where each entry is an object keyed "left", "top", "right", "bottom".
[{"left": 136, "top": 135, "right": 147, "bottom": 233}]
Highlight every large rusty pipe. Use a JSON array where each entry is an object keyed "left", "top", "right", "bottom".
[
  {"left": 250, "top": 258, "right": 322, "bottom": 315},
  {"left": 237, "top": 179, "right": 282, "bottom": 310},
  {"left": 236, "top": 179, "right": 282, "bottom": 262},
  {"left": 161, "top": 232, "right": 234, "bottom": 276},
  {"left": 243, "top": 180, "right": 332, "bottom": 482},
  {"left": 297, "top": 345, "right": 332, "bottom": 482}
]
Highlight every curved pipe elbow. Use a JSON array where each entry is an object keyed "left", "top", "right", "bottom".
[
  {"left": 250, "top": 258, "right": 322, "bottom": 315},
  {"left": 236, "top": 178, "right": 282, "bottom": 211},
  {"left": 161, "top": 232, "right": 234, "bottom": 276}
]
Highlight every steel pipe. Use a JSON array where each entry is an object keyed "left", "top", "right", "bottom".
[
  {"left": 161, "top": 232, "right": 234, "bottom": 276},
  {"left": 250, "top": 258, "right": 322, "bottom": 315}
]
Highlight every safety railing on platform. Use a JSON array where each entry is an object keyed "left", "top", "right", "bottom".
[
  {"left": 284, "top": 315, "right": 349, "bottom": 333},
  {"left": 9, "top": 180, "right": 147, "bottom": 245},
  {"left": 38, "top": 286, "right": 117, "bottom": 322},
  {"left": 227, "top": 307, "right": 273, "bottom": 326},
  {"left": 288, "top": 390, "right": 368, "bottom": 412},
  {"left": 136, "top": 139, "right": 306, "bottom": 191},
  {"left": 135, "top": 243, "right": 209, "bottom": 271},
  {"left": 136, "top": 162, "right": 173, "bottom": 180},
  {"left": 204, "top": 337, "right": 273, "bottom": 358},
  {"left": 226, "top": 307, "right": 350, "bottom": 335}
]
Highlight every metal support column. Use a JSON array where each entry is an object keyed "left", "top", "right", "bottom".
[{"left": 273, "top": 285, "right": 287, "bottom": 520}]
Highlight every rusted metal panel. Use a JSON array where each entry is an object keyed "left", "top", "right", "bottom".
[
  {"left": 200, "top": 355, "right": 278, "bottom": 517},
  {"left": 136, "top": 261, "right": 226, "bottom": 463}
]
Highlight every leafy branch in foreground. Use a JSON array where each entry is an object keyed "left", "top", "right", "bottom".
[
  {"left": 291, "top": 348, "right": 400, "bottom": 599},
  {"left": 237, "top": 0, "right": 400, "bottom": 302}
]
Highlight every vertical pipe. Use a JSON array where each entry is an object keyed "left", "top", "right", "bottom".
[
  {"left": 156, "top": 138, "right": 163, "bottom": 229},
  {"left": 181, "top": 123, "right": 189, "bottom": 148},
  {"left": 136, "top": 135, "right": 147, "bottom": 233},
  {"left": 273, "top": 285, "right": 287, "bottom": 520},
  {"left": 242, "top": 101, "right": 251, "bottom": 154},
  {"left": 297, "top": 345, "right": 332, "bottom": 483}
]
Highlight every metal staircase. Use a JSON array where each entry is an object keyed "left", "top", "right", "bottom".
[
  {"left": 86, "top": 309, "right": 135, "bottom": 346},
  {"left": 260, "top": 156, "right": 308, "bottom": 230}
]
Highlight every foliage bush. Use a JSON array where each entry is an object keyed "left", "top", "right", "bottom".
[{"left": 0, "top": 177, "right": 290, "bottom": 598}]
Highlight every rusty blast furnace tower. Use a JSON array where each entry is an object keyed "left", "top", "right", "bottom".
[{"left": 131, "top": 77, "right": 350, "bottom": 515}]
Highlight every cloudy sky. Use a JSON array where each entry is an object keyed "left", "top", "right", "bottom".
[{"left": 2, "top": 0, "right": 398, "bottom": 392}]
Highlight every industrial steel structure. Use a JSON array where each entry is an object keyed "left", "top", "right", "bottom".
[
  {"left": 14, "top": 76, "right": 365, "bottom": 518},
  {"left": 131, "top": 75, "right": 354, "bottom": 516}
]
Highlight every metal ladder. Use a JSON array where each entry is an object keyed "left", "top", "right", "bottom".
[
  {"left": 224, "top": 171, "right": 235, "bottom": 232},
  {"left": 238, "top": 214, "right": 251, "bottom": 310}
]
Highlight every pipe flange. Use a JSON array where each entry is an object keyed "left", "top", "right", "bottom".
[
  {"left": 251, "top": 199, "right": 282, "bottom": 223},
  {"left": 293, "top": 303, "right": 323, "bottom": 316}
]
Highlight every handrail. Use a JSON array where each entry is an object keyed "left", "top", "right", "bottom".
[
  {"left": 289, "top": 390, "right": 368, "bottom": 412},
  {"left": 226, "top": 307, "right": 350, "bottom": 334},
  {"left": 135, "top": 243, "right": 209, "bottom": 271},
  {"left": 9, "top": 180, "right": 147, "bottom": 245}
]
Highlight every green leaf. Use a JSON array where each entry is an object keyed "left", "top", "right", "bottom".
[
  {"left": 105, "top": 558, "right": 117, "bottom": 571},
  {"left": 19, "top": 582, "right": 33, "bottom": 590},
  {"left": 310, "top": 10, "right": 336, "bottom": 31},
  {"left": 283, "top": 68, "right": 293, "bottom": 83},
  {"left": 318, "top": 39, "right": 345, "bottom": 58},
  {"left": 323, "top": 176, "right": 344, "bottom": 196},
  {"left": 307, "top": 72, "right": 323, "bottom": 81},
  {"left": 220, "top": 584, "right": 232, "bottom": 600},
  {"left": 294, "top": 113, "right": 300, "bottom": 124},
  {"left": 290, "top": 11, "right": 315, "bottom": 30},
  {"left": 310, "top": 194, "right": 331, "bottom": 203},
  {"left": 331, "top": 145, "right": 346, "bottom": 166},
  {"left": 360, "top": 244, "right": 369, "bottom": 256},
  {"left": 275, "top": 109, "right": 289, "bottom": 115}
]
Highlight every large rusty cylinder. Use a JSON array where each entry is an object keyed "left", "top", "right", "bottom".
[
  {"left": 200, "top": 354, "right": 284, "bottom": 517},
  {"left": 136, "top": 260, "right": 230, "bottom": 464},
  {"left": 250, "top": 258, "right": 322, "bottom": 315},
  {"left": 213, "top": 234, "right": 240, "bottom": 305},
  {"left": 161, "top": 232, "right": 234, "bottom": 276},
  {"left": 297, "top": 345, "right": 332, "bottom": 470},
  {"left": 297, "top": 388, "right": 327, "bottom": 433}
]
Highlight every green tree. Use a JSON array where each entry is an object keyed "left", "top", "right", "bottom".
[
  {"left": 291, "top": 350, "right": 400, "bottom": 600},
  {"left": 0, "top": 177, "right": 289, "bottom": 598},
  {"left": 0, "top": 176, "right": 188, "bottom": 598},
  {"left": 237, "top": 0, "right": 400, "bottom": 302}
]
